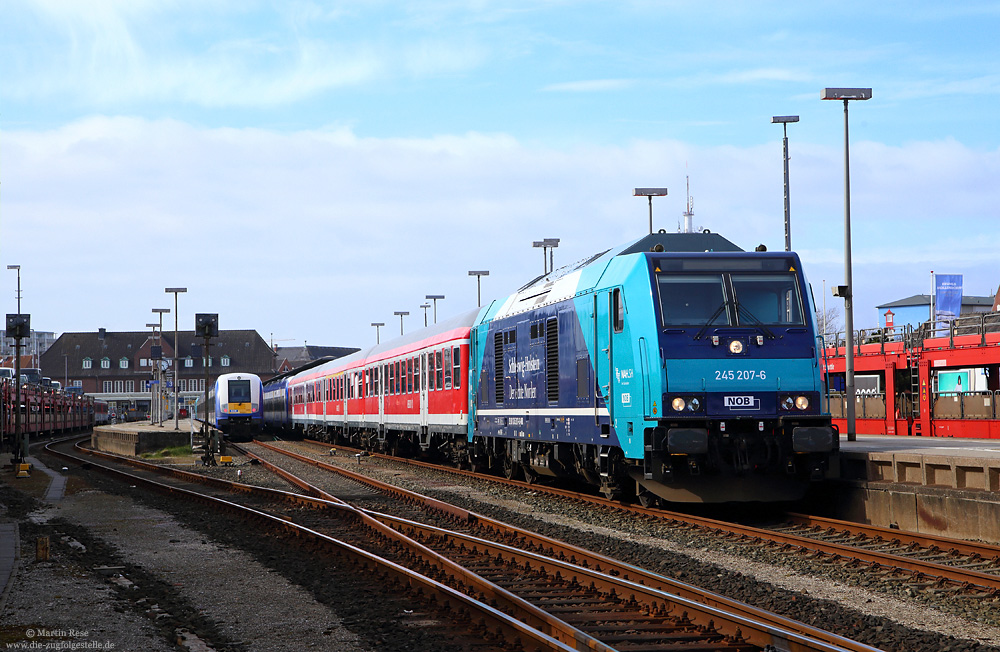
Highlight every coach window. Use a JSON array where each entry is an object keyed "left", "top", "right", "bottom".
[
  {"left": 436, "top": 349, "right": 444, "bottom": 389},
  {"left": 452, "top": 346, "right": 461, "bottom": 389},
  {"left": 428, "top": 353, "right": 436, "bottom": 391},
  {"left": 393, "top": 360, "right": 400, "bottom": 394},
  {"left": 444, "top": 347, "right": 452, "bottom": 389}
]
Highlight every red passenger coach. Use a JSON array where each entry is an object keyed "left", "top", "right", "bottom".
[{"left": 286, "top": 311, "right": 477, "bottom": 454}]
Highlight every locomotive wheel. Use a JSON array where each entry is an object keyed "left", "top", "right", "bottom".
[
  {"left": 637, "top": 491, "right": 660, "bottom": 508},
  {"left": 522, "top": 465, "right": 538, "bottom": 485},
  {"left": 503, "top": 457, "right": 520, "bottom": 480}
]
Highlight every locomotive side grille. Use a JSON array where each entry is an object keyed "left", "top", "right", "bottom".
[
  {"left": 546, "top": 317, "right": 559, "bottom": 403},
  {"left": 494, "top": 332, "right": 504, "bottom": 404}
]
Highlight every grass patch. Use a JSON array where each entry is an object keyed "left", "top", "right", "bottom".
[{"left": 140, "top": 445, "right": 193, "bottom": 459}]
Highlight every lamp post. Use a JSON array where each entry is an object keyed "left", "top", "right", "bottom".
[
  {"left": 419, "top": 303, "right": 431, "bottom": 328},
  {"left": 165, "top": 288, "right": 187, "bottom": 429},
  {"left": 7, "top": 265, "right": 22, "bottom": 462},
  {"left": 425, "top": 295, "right": 444, "bottom": 324},
  {"left": 532, "top": 241, "right": 548, "bottom": 274},
  {"left": 152, "top": 308, "right": 170, "bottom": 425},
  {"left": 822, "top": 87, "right": 872, "bottom": 443},
  {"left": 394, "top": 311, "right": 409, "bottom": 336},
  {"left": 371, "top": 322, "right": 384, "bottom": 344},
  {"left": 146, "top": 322, "right": 159, "bottom": 423},
  {"left": 542, "top": 239, "right": 559, "bottom": 275},
  {"left": 633, "top": 188, "right": 668, "bottom": 235},
  {"left": 468, "top": 271, "right": 489, "bottom": 307},
  {"left": 771, "top": 115, "right": 799, "bottom": 251}
]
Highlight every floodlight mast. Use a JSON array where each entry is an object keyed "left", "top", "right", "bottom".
[
  {"left": 771, "top": 115, "right": 800, "bottom": 251},
  {"left": 633, "top": 188, "right": 668, "bottom": 234},
  {"left": 822, "top": 87, "right": 872, "bottom": 443}
]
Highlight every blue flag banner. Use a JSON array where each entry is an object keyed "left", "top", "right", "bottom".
[{"left": 934, "top": 273, "right": 963, "bottom": 329}]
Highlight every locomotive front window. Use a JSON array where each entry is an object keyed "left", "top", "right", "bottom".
[
  {"left": 731, "top": 273, "right": 803, "bottom": 325},
  {"left": 657, "top": 274, "right": 731, "bottom": 326},
  {"left": 228, "top": 379, "right": 251, "bottom": 403}
]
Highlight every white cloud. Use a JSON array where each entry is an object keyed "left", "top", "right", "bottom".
[{"left": 3, "top": 117, "right": 999, "bottom": 346}]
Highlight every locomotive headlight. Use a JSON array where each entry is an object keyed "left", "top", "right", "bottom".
[
  {"left": 795, "top": 395, "right": 810, "bottom": 410},
  {"left": 686, "top": 397, "right": 702, "bottom": 412},
  {"left": 779, "top": 396, "right": 794, "bottom": 411},
  {"left": 729, "top": 339, "right": 744, "bottom": 354},
  {"left": 671, "top": 397, "right": 686, "bottom": 412}
]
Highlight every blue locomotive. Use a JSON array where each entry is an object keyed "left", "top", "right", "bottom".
[
  {"left": 467, "top": 231, "right": 837, "bottom": 503},
  {"left": 208, "top": 372, "right": 264, "bottom": 440}
]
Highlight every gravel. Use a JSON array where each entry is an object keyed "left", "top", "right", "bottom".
[{"left": 262, "top": 441, "right": 1000, "bottom": 652}]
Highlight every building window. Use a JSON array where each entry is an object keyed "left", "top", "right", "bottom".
[
  {"left": 83, "top": 358, "right": 92, "bottom": 369},
  {"left": 119, "top": 357, "right": 129, "bottom": 369},
  {"left": 221, "top": 355, "right": 230, "bottom": 367},
  {"left": 102, "top": 381, "right": 112, "bottom": 393},
  {"left": 113, "top": 381, "right": 123, "bottom": 393},
  {"left": 100, "top": 357, "right": 110, "bottom": 369},
  {"left": 125, "top": 380, "right": 134, "bottom": 392},
  {"left": 140, "top": 380, "right": 150, "bottom": 392},
  {"left": 140, "top": 358, "right": 148, "bottom": 367},
  {"left": 185, "top": 357, "right": 193, "bottom": 368},
  {"left": 179, "top": 379, "right": 187, "bottom": 391},
  {"left": 71, "top": 380, "right": 82, "bottom": 388}
]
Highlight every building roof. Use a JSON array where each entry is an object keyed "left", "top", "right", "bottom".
[
  {"left": 273, "top": 345, "right": 359, "bottom": 369},
  {"left": 40, "top": 329, "right": 278, "bottom": 377},
  {"left": 877, "top": 294, "right": 996, "bottom": 309}
]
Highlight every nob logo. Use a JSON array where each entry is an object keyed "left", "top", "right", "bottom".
[{"left": 724, "top": 395, "right": 760, "bottom": 410}]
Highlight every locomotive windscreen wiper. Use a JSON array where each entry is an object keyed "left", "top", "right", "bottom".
[
  {"left": 735, "top": 303, "right": 776, "bottom": 339},
  {"left": 693, "top": 301, "right": 731, "bottom": 340}
]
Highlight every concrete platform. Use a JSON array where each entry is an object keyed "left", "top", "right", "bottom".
[
  {"left": 825, "top": 434, "right": 1000, "bottom": 544},
  {"left": 92, "top": 419, "right": 199, "bottom": 456}
]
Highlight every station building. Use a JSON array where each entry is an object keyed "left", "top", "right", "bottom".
[
  {"left": 39, "top": 328, "right": 279, "bottom": 420},
  {"left": 877, "top": 294, "right": 996, "bottom": 331}
]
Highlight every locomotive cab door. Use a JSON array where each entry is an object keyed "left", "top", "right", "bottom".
[{"left": 594, "top": 290, "right": 617, "bottom": 435}]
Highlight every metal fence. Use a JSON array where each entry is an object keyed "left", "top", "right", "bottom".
[{"left": 827, "top": 390, "right": 1000, "bottom": 420}]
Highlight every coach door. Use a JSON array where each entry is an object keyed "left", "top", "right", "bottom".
[{"left": 419, "top": 353, "right": 429, "bottom": 429}]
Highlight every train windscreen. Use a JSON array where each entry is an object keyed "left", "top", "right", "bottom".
[
  {"left": 228, "top": 379, "right": 252, "bottom": 403},
  {"left": 657, "top": 274, "right": 731, "bottom": 326},
  {"left": 656, "top": 270, "right": 804, "bottom": 327}
]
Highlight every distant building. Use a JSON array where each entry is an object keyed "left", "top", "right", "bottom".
[
  {"left": 877, "top": 294, "right": 995, "bottom": 332},
  {"left": 39, "top": 328, "right": 278, "bottom": 419},
  {"left": 1, "top": 330, "right": 56, "bottom": 367},
  {"left": 272, "top": 345, "right": 359, "bottom": 374}
]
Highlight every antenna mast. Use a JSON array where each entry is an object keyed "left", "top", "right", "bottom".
[{"left": 682, "top": 176, "right": 694, "bottom": 233}]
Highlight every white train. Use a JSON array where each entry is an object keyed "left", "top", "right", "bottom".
[{"left": 208, "top": 372, "right": 263, "bottom": 440}]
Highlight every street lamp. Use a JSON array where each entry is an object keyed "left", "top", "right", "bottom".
[
  {"left": 394, "top": 311, "right": 409, "bottom": 336},
  {"left": 152, "top": 308, "right": 170, "bottom": 426},
  {"left": 822, "top": 87, "right": 872, "bottom": 442},
  {"left": 419, "top": 303, "right": 431, "bottom": 328},
  {"left": 146, "top": 322, "right": 159, "bottom": 424},
  {"left": 542, "top": 238, "right": 559, "bottom": 274},
  {"left": 771, "top": 115, "right": 799, "bottom": 251},
  {"left": 468, "top": 271, "right": 489, "bottom": 307},
  {"left": 6, "top": 265, "right": 23, "bottom": 462},
  {"left": 371, "top": 322, "right": 384, "bottom": 344},
  {"left": 633, "top": 188, "right": 668, "bottom": 235},
  {"left": 165, "top": 288, "right": 187, "bottom": 430},
  {"left": 532, "top": 241, "right": 548, "bottom": 275},
  {"left": 425, "top": 295, "right": 444, "bottom": 324}
]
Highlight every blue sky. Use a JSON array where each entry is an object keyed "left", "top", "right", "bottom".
[{"left": 2, "top": 1, "right": 999, "bottom": 348}]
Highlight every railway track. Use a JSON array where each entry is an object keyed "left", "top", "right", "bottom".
[
  {"left": 45, "top": 436, "right": 872, "bottom": 652},
  {"left": 296, "top": 438, "right": 1000, "bottom": 600}
]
